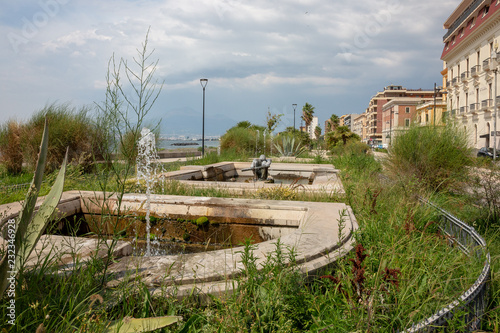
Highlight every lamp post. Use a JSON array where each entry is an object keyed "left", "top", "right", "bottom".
[
  {"left": 200, "top": 78, "right": 208, "bottom": 157},
  {"left": 292, "top": 104, "right": 297, "bottom": 131},
  {"left": 492, "top": 44, "right": 498, "bottom": 161}
]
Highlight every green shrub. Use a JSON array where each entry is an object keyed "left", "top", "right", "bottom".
[
  {"left": 20, "top": 103, "right": 104, "bottom": 173},
  {"left": 385, "top": 123, "right": 472, "bottom": 192},
  {"left": 0, "top": 120, "right": 23, "bottom": 174},
  {"left": 273, "top": 134, "right": 306, "bottom": 157},
  {"left": 220, "top": 125, "right": 271, "bottom": 155}
]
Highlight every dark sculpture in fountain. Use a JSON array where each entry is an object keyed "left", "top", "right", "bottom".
[{"left": 242, "top": 155, "right": 272, "bottom": 181}]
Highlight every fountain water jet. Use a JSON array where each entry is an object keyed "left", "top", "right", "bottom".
[{"left": 136, "top": 128, "right": 161, "bottom": 256}]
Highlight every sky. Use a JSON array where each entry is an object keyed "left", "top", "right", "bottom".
[{"left": 0, "top": 0, "right": 458, "bottom": 136}]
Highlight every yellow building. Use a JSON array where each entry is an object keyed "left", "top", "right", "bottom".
[{"left": 416, "top": 98, "right": 448, "bottom": 126}]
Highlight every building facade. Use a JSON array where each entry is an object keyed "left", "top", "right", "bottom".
[
  {"left": 364, "top": 85, "right": 438, "bottom": 145},
  {"left": 415, "top": 98, "right": 448, "bottom": 126},
  {"left": 352, "top": 113, "right": 367, "bottom": 142},
  {"left": 307, "top": 116, "right": 319, "bottom": 140},
  {"left": 441, "top": 0, "right": 500, "bottom": 149}
]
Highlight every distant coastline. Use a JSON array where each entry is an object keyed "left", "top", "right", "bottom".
[
  {"left": 159, "top": 139, "right": 220, "bottom": 150},
  {"left": 171, "top": 142, "right": 199, "bottom": 146}
]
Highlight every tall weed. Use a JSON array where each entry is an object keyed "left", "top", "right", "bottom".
[
  {"left": 20, "top": 103, "right": 102, "bottom": 173},
  {"left": 385, "top": 123, "right": 472, "bottom": 192},
  {"left": 0, "top": 120, "right": 23, "bottom": 175}
]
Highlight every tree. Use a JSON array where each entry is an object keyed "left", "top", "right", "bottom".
[
  {"left": 237, "top": 120, "right": 252, "bottom": 129},
  {"left": 314, "top": 126, "right": 322, "bottom": 140},
  {"left": 266, "top": 111, "right": 283, "bottom": 133},
  {"left": 301, "top": 103, "right": 315, "bottom": 133},
  {"left": 326, "top": 126, "right": 360, "bottom": 148},
  {"left": 326, "top": 114, "right": 340, "bottom": 133}
]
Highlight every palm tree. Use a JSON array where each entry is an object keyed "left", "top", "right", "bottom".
[
  {"left": 301, "top": 103, "right": 315, "bottom": 134},
  {"left": 314, "top": 126, "right": 322, "bottom": 141},
  {"left": 330, "top": 114, "right": 340, "bottom": 128}
]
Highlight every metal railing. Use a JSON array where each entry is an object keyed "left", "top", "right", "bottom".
[
  {"left": 443, "top": 0, "right": 483, "bottom": 41},
  {"left": 482, "top": 99, "right": 492, "bottom": 109},
  {"left": 470, "top": 103, "right": 480, "bottom": 112},
  {"left": 403, "top": 199, "right": 491, "bottom": 332},
  {"left": 483, "top": 58, "right": 492, "bottom": 71},
  {"left": 0, "top": 182, "right": 31, "bottom": 193},
  {"left": 471, "top": 65, "right": 481, "bottom": 76}
]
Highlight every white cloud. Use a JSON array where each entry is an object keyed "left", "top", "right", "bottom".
[{"left": 0, "top": 0, "right": 459, "bottom": 133}]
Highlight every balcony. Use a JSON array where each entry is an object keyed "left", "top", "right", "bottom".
[
  {"left": 459, "top": 106, "right": 468, "bottom": 115},
  {"left": 452, "top": 77, "right": 459, "bottom": 87},
  {"left": 483, "top": 58, "right": 492, "bottom": 71},
  {"left": 461, "top": 71, "right": 470, "bottom": 82},
  {"left": 451, "top": 109, "right": 457, "bottom": 116},
  {"left": 471, "top": 65, "right": 481, "bottom": 77},
  {"left": 482, "top": 99, "right": 492, "bottom": 110},
  {"left": 470, "top": 103, "right": 480, "bottom": 113}
]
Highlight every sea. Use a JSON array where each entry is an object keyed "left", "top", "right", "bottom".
[{"left": 158, "top": 139, "right": 220, "bottom": 150}]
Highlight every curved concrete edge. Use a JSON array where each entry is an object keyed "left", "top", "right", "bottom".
[
  {"left": 148, "top": 206, "right": 358, "bottom": 302},
  {"left": 0, "top": 191, "right": 358, "bottom": 301},
  {"left": 158, "top": 162, "right": 345, "bottom": 195},
  {"left": 100, "top": 193, "right": 358, "bottom": 300}
]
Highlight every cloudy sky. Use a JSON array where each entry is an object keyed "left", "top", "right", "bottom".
[{"left": 1, "top": 0, "right": 458, "bottom": 136}]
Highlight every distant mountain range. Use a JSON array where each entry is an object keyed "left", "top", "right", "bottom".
[{"left": 154, "top": 107, "right": 236, "bottom": 137}]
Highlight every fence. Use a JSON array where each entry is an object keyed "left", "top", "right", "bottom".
[
  {"left": 403, "top": 198, "right": 491, "bottom": 332},
  {"left": 0, "top": 182, "right": 31, "bottom": 194}
]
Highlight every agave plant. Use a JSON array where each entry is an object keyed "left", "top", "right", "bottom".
[
  {"left": 0, "top": 119, "right": 67, "bottom": 295},
  {"left": 274, "top": 135, "right": 306, "bottom": 157}
]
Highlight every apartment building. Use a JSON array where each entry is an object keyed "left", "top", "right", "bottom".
[
  {"left": 441, "top": 0, "right": 500, "bottom": 149},
  {"left": 364, "top": 85, "right": 437, "bottom": 145},
  {"left": 381, "top": 98, "right": 436, "bottom": 145},
  {"left": 339, "top": 114, "right": 360, "bottom": 131},
  {"left": 415, "top": 98, "right": 448, "bottom": 126},
  {"left": 352, "top": 113, "right": 367, "bottom": 142}
]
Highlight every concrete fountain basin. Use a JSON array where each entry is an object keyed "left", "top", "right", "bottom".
[{"left": 0, "top": 190, "right": 357, "bottom": 299}]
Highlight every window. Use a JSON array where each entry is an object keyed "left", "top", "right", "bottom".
[
  {"left": 425, "top": 114, "right": 429, "bottom": 122},
  {"left": 483, "top": 6, "right": 490, "bottom": 17},
  {"left": 405, "top": 107, "right": 410, "bottom": 113},
  {"left": 405, "top": 119, "right": 410, "bottom": 127}
]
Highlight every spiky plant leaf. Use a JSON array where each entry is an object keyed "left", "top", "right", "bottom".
[{"left": 17, "top": 149, "right": 68, "bottom": 268}]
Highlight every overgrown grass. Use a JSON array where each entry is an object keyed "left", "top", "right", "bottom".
[
  {"left": 21, "top": 103, "right": 103, "bottom": 173},
  {"left": 385, "top": 123, "right": 472, "bottom": 192},
  {"left": 0, "top": 144, "right": 496, "bottom": 331}
]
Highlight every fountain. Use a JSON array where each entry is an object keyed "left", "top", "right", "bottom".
[
  {"left": 0, "top": 131, "right": 355, "bottom": 300},
  {"left": 255, "top": 129, "right": 259, "bottom": 155},
  {"left": 136, "top": 128, "right": 161, "bottom": 256},
  {"left": 0, "top": 191, "right": 358, "bottom": 300}
]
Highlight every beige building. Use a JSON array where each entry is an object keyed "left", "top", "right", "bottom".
[
  {"left": 442, "top": 0, "right": 500, "bottom": 149},
  {"left": 352, "top": 113, "right": 367, "bottom": 142}
]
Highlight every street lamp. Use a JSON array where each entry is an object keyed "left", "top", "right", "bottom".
[
  {"left": 292, "top": 104, "right": 297, "bottom": 131},
  {"left": 492, "top": 43, "right": 498, "bottom": 161},
  {"left": 200, "top": 78, "right": 208, "bottom": 157}
]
